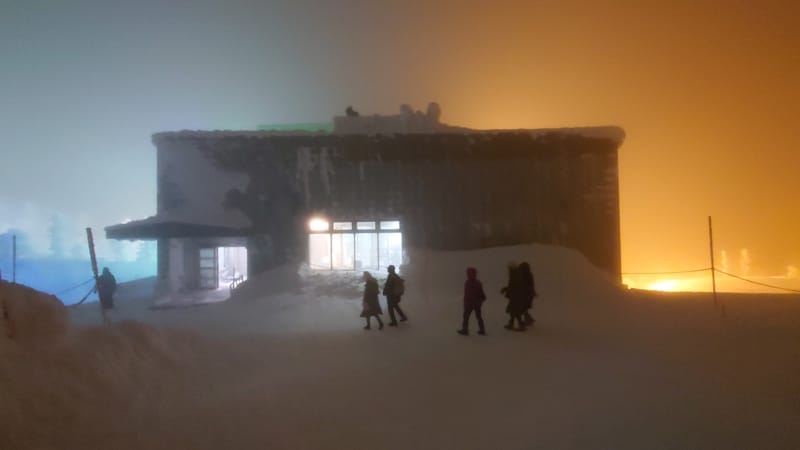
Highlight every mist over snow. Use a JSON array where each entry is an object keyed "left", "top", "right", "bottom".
[
  {"left": 3, "top": 244, "right": 799, "bottom": 450},
  {"left": 0, "top": 200, "right": 155, "bottom": 304}
]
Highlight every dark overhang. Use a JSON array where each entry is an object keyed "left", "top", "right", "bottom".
[{"left": 106, "top": 219, "right": 249, "bottom": 240}]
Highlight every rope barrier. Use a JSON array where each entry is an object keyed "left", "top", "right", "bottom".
[
  {"left": 713, "top": 269, "right": 800, "bottom": 294},
  {"left": 622, "top": 267, "right": 800, "bottom": 294},
  {"left": 54, "top": 277, "right": 95, "bottom": 295},
  {"left": 68, "top": 285, "right": 97, "bottom": 307}
]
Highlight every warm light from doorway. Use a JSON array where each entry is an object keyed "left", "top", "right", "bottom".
[{"left": 308, "top": 218, "right": 330, "bottom": 232}]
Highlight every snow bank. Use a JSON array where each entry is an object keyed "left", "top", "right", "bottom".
[
  {"left": 0, "top": 320, "right": 200, "bottom": 450},
  {"left": 6, "top": 244, "right": 799, "bottom": 449},
  {"left": 0, "top": 281, "right": 70, "bottom": 345}
]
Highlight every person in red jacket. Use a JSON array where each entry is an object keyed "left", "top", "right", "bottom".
[{"left": 457, "top": 267, "right": 487, "bottom": 336}]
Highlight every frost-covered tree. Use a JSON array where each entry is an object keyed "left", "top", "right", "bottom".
[
  {"left": 136, "top": 240, "right": 157, "bottom": 263},
  {"left": 48, "top": 214, "right": 68, "bottom": 258},
  {"left": 739, "top": 248, "right": 751, "bottom": 276},
  {"left": 0, "top": 229, "right": 35, "bottom": 260},
  {"left": 107, "top": 239, "right": 126, "bottom": 262},
  {"left": 719, "top": 250, "right": 729, "bottom": 272}
]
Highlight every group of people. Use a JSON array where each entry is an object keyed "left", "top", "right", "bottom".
[
  {"left": 499, "top": 261, "right": 537, "bottom": 331},
  {"left": 359, "top": 261, "right": 537, "bottom": 335},
  {"left": 360, "top": 265, "right": 408, "bottom": 330},
  {"left": 458, "top": 261, "right": 537, "bottom": 335}
]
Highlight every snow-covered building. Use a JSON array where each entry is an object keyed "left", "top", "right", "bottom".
[{"left": 106, "top": 105, "right": 625, "bottom": 295}]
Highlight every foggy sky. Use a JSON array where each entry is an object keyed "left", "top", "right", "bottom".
[{"left": 1, "top": 0, "right": 798, "bottom": 274}]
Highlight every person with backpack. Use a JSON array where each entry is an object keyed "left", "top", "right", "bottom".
[
  {"left": 501, "top": 262, "right": 526, "bottom": 331},
  {"left": 457, "top": 267, "right": 487, "bottom": 336},
  {"left": 519, "top": 262, "right": 537, "bottom": 326},
  {"left": 96, "top": 267, "right": 117, "bottom": 310},
  {"left": 382, "top": 265, "right": 407, "bottom": 326},
  {"left": 360, "top": 271, "right": 384, "bottom": 330}
]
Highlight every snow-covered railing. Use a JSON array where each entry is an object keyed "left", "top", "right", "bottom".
[{"left": 229, "top": 275, "right": 245, "bottom": 292}]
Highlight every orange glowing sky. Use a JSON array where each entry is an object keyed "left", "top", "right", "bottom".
[
  {"left": 342, "top": 0, "right": 799, "bottom": 277},
  {"left": 1, "top": 0, "right": 798, "bottom": 281}
]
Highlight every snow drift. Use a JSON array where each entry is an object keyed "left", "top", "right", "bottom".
[
  {"left": 2, "top": 244, "right": 799, "bottom": 450},
  {"left": 0, "top": 280, "right": 70, "bottom": 345}
]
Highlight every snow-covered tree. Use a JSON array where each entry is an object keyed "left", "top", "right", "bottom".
[
  {"left": 48, "top": 214, "right": 68, "bottom": 258},
  {"left": 719, "top": 250, "right": 729, "bottom": 272},
  {"left": 136, "top": 240, "right": 157, "bottom": 263},
  {"left": 0, "top": 229, "right": 35, "bottom": 260},
  {"left": 107, "top": 239, "right": 126, "bottom": 262},
  {"left": 739, "top": 248, "right": 751, "bottom": 276}
]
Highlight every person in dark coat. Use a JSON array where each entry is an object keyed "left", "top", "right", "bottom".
[
  {"left": 519, "top": 262, "right": 537, "bottom": 326},
  {"left": 457, "top": 267, "right": 487, "bottom": 336},
  {"left": 360, "top": 271, "right": 384, "bottom": 330},
  {"left": 382, "top": 265, "right": 407, "bottom": 326},
  {"left": 501, "top": 262, "right": 526, "bottom": 331},
  {"left": 96, "top": 267, "right": 117, "bottom": 310}
]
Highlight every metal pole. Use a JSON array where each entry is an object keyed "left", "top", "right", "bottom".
[
  {"left": 708, "top": 216, "right": 718, "bottom": 306},
  {"left": 12, "top": 234, "right": 16, "bottom": 283}
]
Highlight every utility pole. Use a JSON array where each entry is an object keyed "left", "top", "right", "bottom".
[{"left": 708, "top": 216, "right": 718, "bottom": 306}]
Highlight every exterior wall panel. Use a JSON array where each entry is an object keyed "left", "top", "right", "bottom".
[{"left": 153, "top": 131, "right": 623, "bottom": 279}]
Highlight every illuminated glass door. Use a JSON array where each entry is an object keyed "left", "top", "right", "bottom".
[{"left": 199, "top": 248, "right": 218, "bottom": 289}]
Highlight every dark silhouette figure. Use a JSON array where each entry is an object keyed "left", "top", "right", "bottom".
[
  {"left": 96, "top": 267, "right": 117, "bottom": 310},
  {"left": 360, "top": 271, "right": 383, "bottom": 330},
  {"left": 345, "top": 106, "right": 360, "bottom": 117},
  {"left": 383, "top": 265, "right": 407, "bottom": 326},
  {"left": 519, "top": 262, "right": 537, "bottom": 326},
  {"left": 457, "top": 267, "right": 487, "bottom": 336},
  {"left": 501, "top": 262, "right": 526, "bottom": 331}
]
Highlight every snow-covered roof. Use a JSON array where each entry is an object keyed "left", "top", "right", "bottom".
[
  {"left": 106, "top": 209, "right": 252, "bottom": 240},
  {"left": 152, "top": 125, "right": 625, "bottom": 145},
  {"left": 152, "top": 104, "right": 624, "bottom": 144}
]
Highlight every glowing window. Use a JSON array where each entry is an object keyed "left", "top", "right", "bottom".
[
  {"left": 380, "top": 220, "right": 400, "bottom": 230},
  {"left": 309, "top": 218, "right": 329, "bottom": 232},
  {"left": 378, "top": 232, "right": 403, "bottom": 271},
  {"left": 308, "top": 219, "right": 403, "bottom": 271},
  {"left": 333, "top": 222, "right": 353, "bottom": 231},
  {"left": 355, "top": 233, "right": 379, "bottom": 270},
  {"left": 331, "top": 233, "right": 355, "bottom": 270},
  {"left": 309, "top": 234, "right": 331, "bottom": 269}
]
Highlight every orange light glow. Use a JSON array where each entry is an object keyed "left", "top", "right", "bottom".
[{"left": 647, "top": 280, "right": 680, "bottom": 292}]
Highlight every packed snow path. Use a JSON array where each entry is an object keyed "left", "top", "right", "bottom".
[{"left": 3, "top": 245, "right": 799, "bottom": 449}]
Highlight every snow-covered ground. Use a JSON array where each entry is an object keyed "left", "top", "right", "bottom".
[{"left": 2, "top": 244, "right": 799, "bottom": 450}]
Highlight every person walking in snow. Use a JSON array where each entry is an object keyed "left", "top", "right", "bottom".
[
  {"left": 382, "top": 265, "right": 407, "bottom": 326},
  {"left": 457, "top": 267, "right": 487, "bottom": 336},
  {"left": 518, "top": 262, "right": 537, "bottom": 326},
  {"left": 96, "top": 267, "right": 117, "bottom": 310},
  {"left": 360, "top": 271, "right": 384, "bottom": 330},
  {"left": 501, "top": 262, "right": 526, "bottom": 331}
]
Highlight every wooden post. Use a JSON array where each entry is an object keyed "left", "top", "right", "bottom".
[
  {"left": 708, "top": 216, "right": 718, "bottom": 306},
  {"left": 12, "top": 234, "right": 16, "bottom": 283},
  {"left": 86, "top": 227, "right": 107, "bottom": 324}
]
